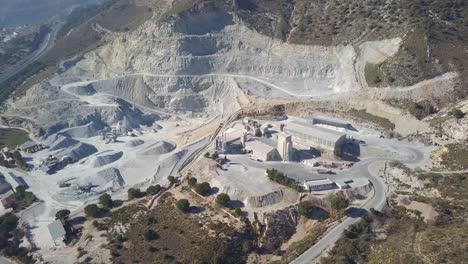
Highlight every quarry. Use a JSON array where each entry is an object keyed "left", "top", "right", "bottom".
[{"left": 0, "top": 0, "right": 466, "bottom": 263}]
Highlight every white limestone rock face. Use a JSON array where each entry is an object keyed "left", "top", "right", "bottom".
[{"left": 4, "top": 5, "right": 405, "bottom": 136}]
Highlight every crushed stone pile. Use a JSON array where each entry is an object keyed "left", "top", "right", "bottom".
[
  {"left": 78, "top": 167, "right": 125, "bottom": 193},
  {"left": 89, "top": 150, "right": 123, "bottom": 168},
  {"left": 139, "top": 141, "right": 176, "bottom": 156},
  {"left": 47, "top": 134, "right": 80, "bottom": 151},
  {"left": 60, "top": 121, "right": 105, "bottom": 138},
  {"left": 125, "top": 139, "right": 144, "bottom": 147},
  {"left": 55, "top": 142, "right": 98, "bottom": 162}
]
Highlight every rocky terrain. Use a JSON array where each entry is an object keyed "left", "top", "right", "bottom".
[
  {"left": 3, "top": 0, "right": 466, "bottom": 138},
  {"left": 0, "top": 0, "right": 466, "bottom": 263}
]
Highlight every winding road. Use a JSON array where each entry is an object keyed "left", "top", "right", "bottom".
[
  {"left": 50, "top": 72, "right": 432, "bottom": 264},
  {"left": 0, "top": 24, "right": 59, "bottom": 85},
  {"left": 291, "top": 138, "right": 429, "bottom": 264}
]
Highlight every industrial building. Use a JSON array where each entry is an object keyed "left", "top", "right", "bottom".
[
  {"left": 277, "top": 132, "right": 293, "bottom": 161},
  {"left": 284, "top": 121, "right": 347, "bottom": 153},
  {"left": 245, "top": 140, "right": 279, "bottom": 161},
  {"left": 3, "top": 172, "right": 23, "bottom": 191},
  {"left": 303, "top": 179, "right": 336, "bottom": 192},
  {"left": 47, "top": 220, "right": 67, "bottom": 247},
  {"left": 312, "top": 117, "right": 355, "bottom": 131}
]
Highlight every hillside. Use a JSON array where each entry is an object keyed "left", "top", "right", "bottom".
[{"left": 158, "top": 0, "right": 468, "bottom": 102}]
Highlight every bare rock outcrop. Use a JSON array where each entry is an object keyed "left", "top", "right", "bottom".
[{"left": 260, "top": 205, "right": 300, "bottom": 252}]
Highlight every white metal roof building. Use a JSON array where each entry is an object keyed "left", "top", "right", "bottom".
[
  {"left": 303, "top": 179, "right": 336, "bottom": 192},
  {"left": 3, "top": 173, "right": 23, "bottom": 192},
  {"left": 284, "top": 121, "right": 347, "bottom": 152},
  {"left": 47, "top": 220, "right": 66, "bottom": 246}
]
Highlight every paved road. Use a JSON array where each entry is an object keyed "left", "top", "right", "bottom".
[
  {"left": 49, "top": 73, "right": 431, "bottom": 264},
  {"left": 290, "top": 138, "right": 428, "bottom": 264}
]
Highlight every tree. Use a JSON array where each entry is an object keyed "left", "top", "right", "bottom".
[
  {"left": 55, "top": 209, "right": 71, "bottom": 221},
  {"left": 176, "top": 199, "right": 190, "bottom": 213},
  {"left": 451, "top": 108, "right": 465, "bottom": 119},
  {"left": 194, "top": 182, "right": 211, "bottom": 196},
  {"left": 99, "top": 193, "right": 113, "bottom": 209},
  {"left": 216, "top": 193, "right": 231, "bottom": 207},
  {"left": 128, "top": 188, "right": 143, "bottom": 200},
  {"left": 331, "top": 197, "right": 349, "bottom": 211},
  {"left": 242, "top": 240, "right": 252, "bottom": 253},
  {"left": 187, "top": 177, "right": 197, "bottom": 188},
  {"left": 298, "top": 200, "right": 315, "bottom": 218},
  {"left": 233, "top": 208, "right": 242, "bottom": 217},
  {"left": 334, "top": 145, "right": 343, "bottom": 157},
  {"left": 84, "top": 204, "right": 100, "bottom": 218},
  {"left": 146, "top": 185, "right": 161, "bottom": 195},
  {"left": 167, "top": 176, "right": 176, "bottom": 184},
  {"left": 144, "top": 230, "right": 159, "bottom": 241}
]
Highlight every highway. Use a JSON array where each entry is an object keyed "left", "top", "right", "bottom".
[{"left": 0, "top": 23, "right": 58, "bottom": 85}]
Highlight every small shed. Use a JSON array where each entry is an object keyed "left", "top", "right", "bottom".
[
  {"left": 47, "top": 220, "right": 66, "bottom": 247},
  {"left": 3, "top": 172, "right": 23, "bottom": 192}
]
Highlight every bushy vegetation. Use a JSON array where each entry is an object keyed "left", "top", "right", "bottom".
[
  {"left": 167, "top": 176, "right": 176, "bottom": 184},
  {"left": 107, "top": 195, "right": 249, "bottom": 263},
  {"left": 55, "top": 209, "right": 71, "bottom": 221},
  {"left": 57, "top": 4, "right": 105, "bottom": 38},
  {"left": 266, "top": 169, "right": 303, "bottom": 192},
  {"left": 146, "top": 185, "right": 161, "bottom": 196},
  {"left": 11, "top": 186, "right": 37, "bottom": 211},
  {"left": 176, "top": 199, "right": 190, "bottom": 213},
  {"left": 0, "top": 61, "right": 47, "bottom": 103},
  {"left": 450, "top": 108, "right": 465, "bottom": 119},
  {"left": 0, "top": 213, "right": 32, "bottom": 263},
  {"left": 144, "top": 230, "right": 159, "bottom": 241},
  {"left": 84, "top": 204, "right": 101, "bottom": 218},
  {"left": 330, "top": 196, "right": 349, "bottom": 211},
  {"left": 187, "top": 177, "right": 197, "bottom": 188},
  {"left": 297, "top": 200, "right": 316, "bottom": 218},
  {"left": 0, "top": 128, "right": 29, "bottom": 149},
  {"left": 321, "top": 216, "right": 376, "bottom": 264},
  {"left": 194, "top": 182, "right": 212, "bottom": 196},
  {"left": 128, "top": 188, "right": 145, "bottom": 200},
  {"left": 99, "top": 193, "right": 113, "bottom": 209},
  {"left": 216, "top": 193, "right": 231, "bottom": 207},
  {"left": 438, "top": 144, "right": 468, "bottom": 170},
  {"left": 12, "top": 151, "right": 28, "bottom": 171}
]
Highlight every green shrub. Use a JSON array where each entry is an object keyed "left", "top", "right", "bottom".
[
  {"left": 99, "top": 193, "right": 113, "bottom": 209},
  {"left": 194, "top": 182, "right": 211, "bottom": 196},
  {"left": 216, "top": 193, "right": 231, "bottom": 207},
  {"left": 128, "top": 188, "right": 144, "bottom": 200},
  {"left": 167, "top": 176, "right": 176, "bottom": 184},
  {"left": 176, "top": 199, "right": 190, "bottom": 213},
  {"left": 331, "top": 197, "right": 349, "bottom": 211},
  {"left": 266, "top": 169, "right": 302, "bottom": 192},
  {"left": 451, "top": 108, "right": 465, "bottom": 119},
  {"left": 298, "top": 200, "right": 315, "bottom": 218},
  {"left": 84, "top": 204, "right": 100, "bottom": 218},
  {"left": 55, "top": 209, "right": 71, "bottom": 221},
  {"left": 233, "top": 208, "right": 242, "bottom": 217},
  {"left": 144, "top": 230, "right": 159, "bottom": 241},
  {"left": 146, "top": 185, "right": 161, "bottom": 195},
  {"left": 187, "top": 177, "right": 197, "bottom": 188}
]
